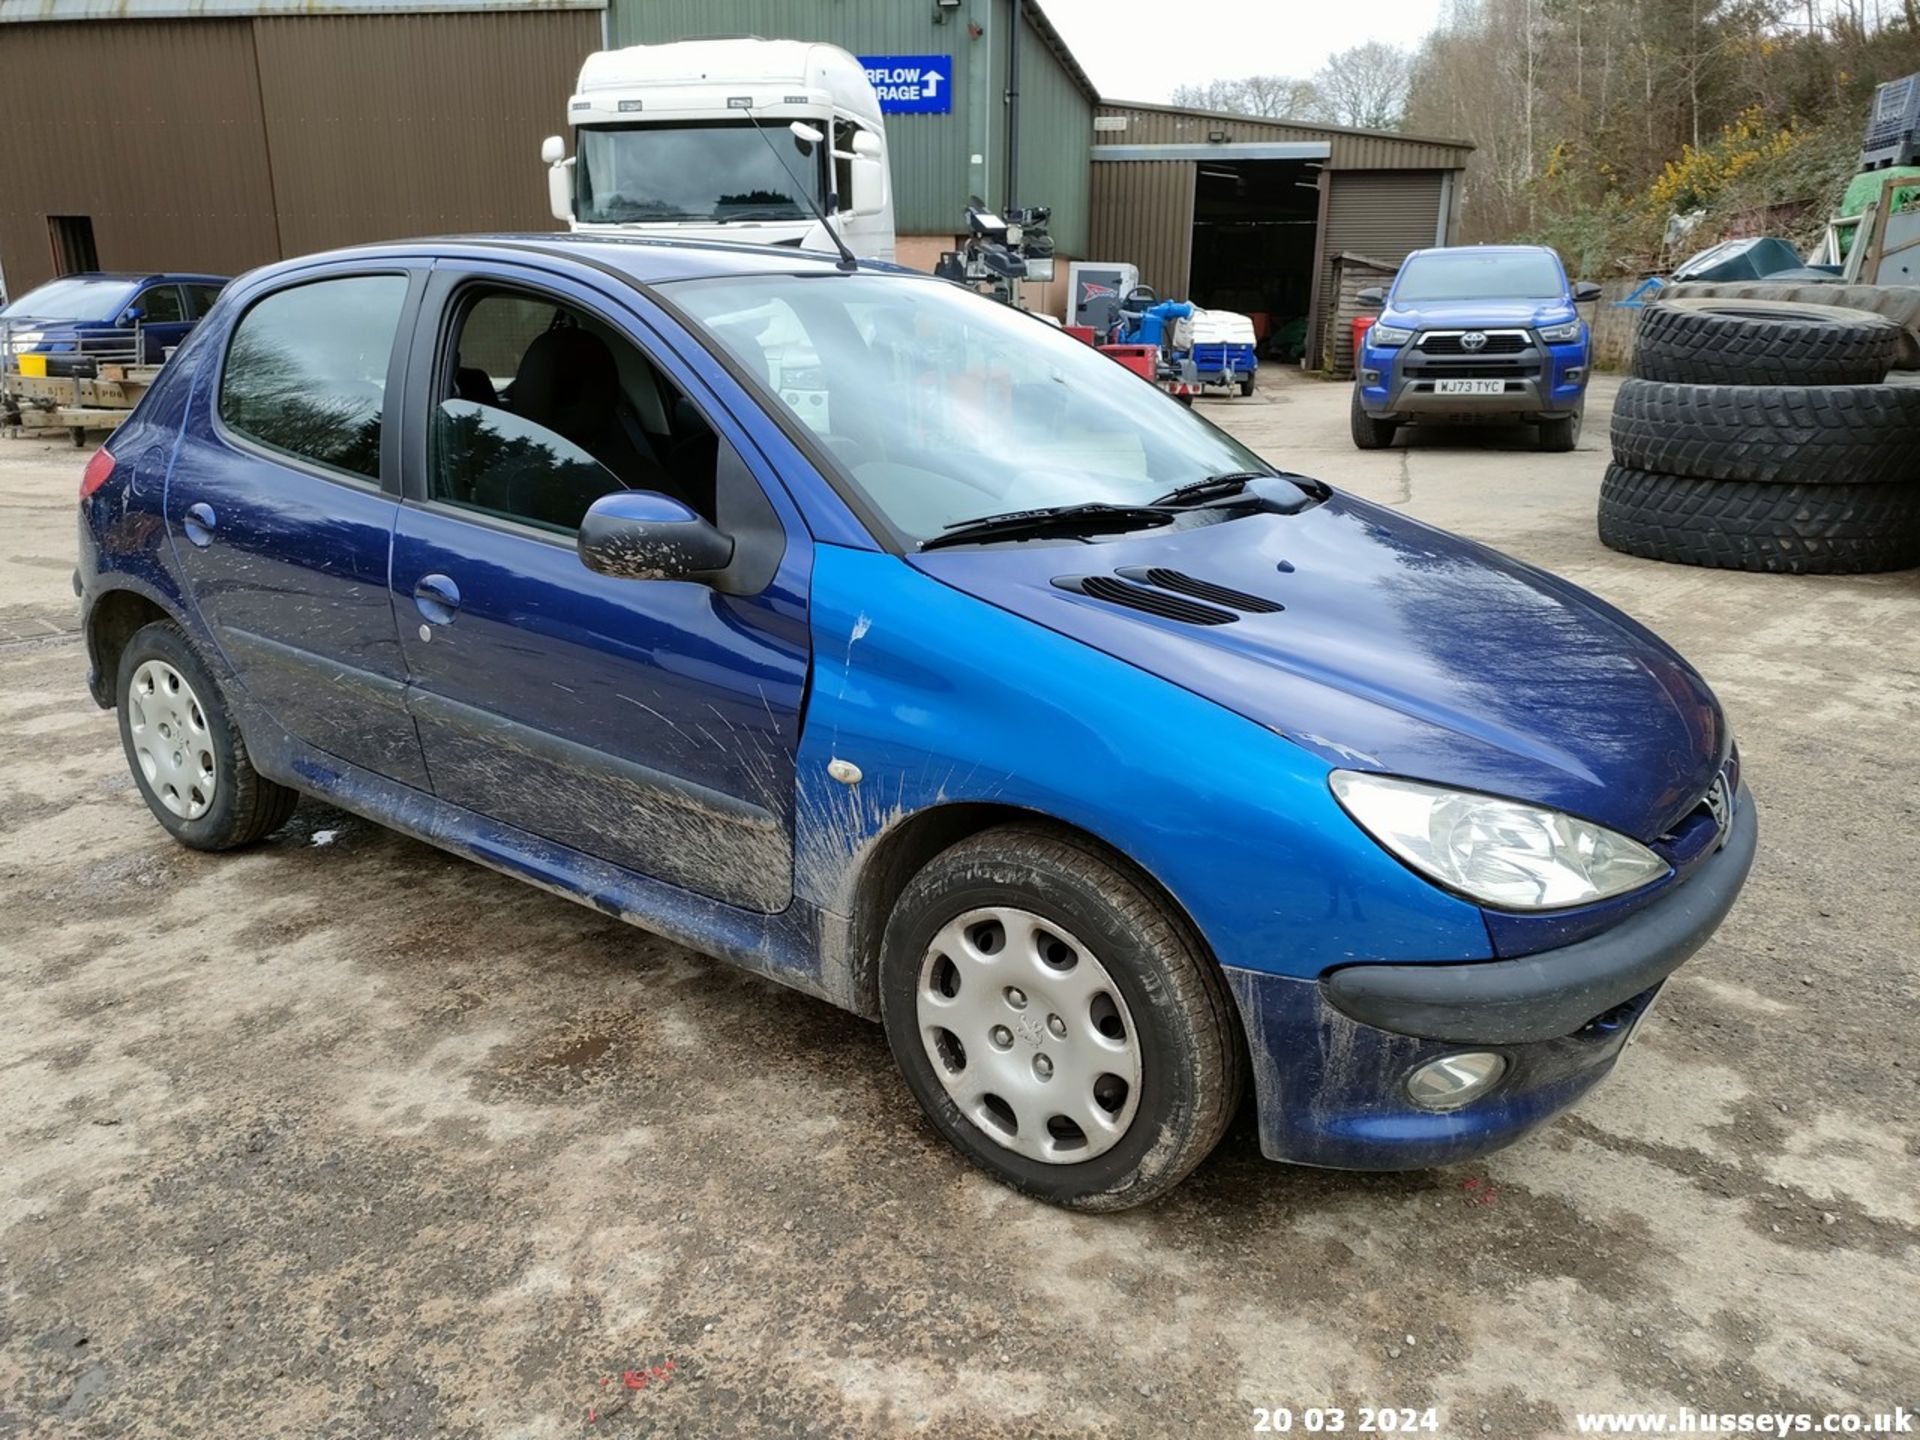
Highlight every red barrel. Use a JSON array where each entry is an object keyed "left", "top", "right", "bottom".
[{"left": 1352, "top": 314, "right": 1375, "bottom": 360}]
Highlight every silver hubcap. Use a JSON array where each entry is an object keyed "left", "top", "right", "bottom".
[
  {"left": 916, "top": 906, "right": 1143, "bottom": 1164},
  {"left": 127, "top": 659, "right": 217, "bottom": 820}
]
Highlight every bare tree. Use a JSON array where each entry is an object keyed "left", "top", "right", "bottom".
[
  {"left": 1168, "top": 74, "right": 1329, "bottom": 120},
  {"left": 1313, "top": 40, "right": 1417, "bottom": 129}
]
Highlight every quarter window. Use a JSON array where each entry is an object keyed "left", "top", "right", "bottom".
[{"left": 218, "top": 275, "right": 407, "bottom": 482}]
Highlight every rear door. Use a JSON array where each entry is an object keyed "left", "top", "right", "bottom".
[
  {"left": 388, "top": 259, "right": 811, "bottom": 911},
  {"left": 130, "top": 283, "right": 193, "bottom": 363},
  {"left": 165, "top": 264, "right": 430, "bottom": 788}
]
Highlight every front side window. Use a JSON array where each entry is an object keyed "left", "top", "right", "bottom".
[
  {"left": 575, "top": 121, "right": 825, "bottom": 225},
  {"left": 669, "top": 273, "right": 1270, "bottom": 544},
  {"left": 135, "top": 285, "right": 185, "bottom": 324},
  {"left": 218, "top": 275, "right": 407, "bottom": 481},
  {"left": 430, "top": 287, "right": 723, "bottom": 534},
  {"left": 185, "top": 283, "right": 225, "bottom": 318},
  {"left": 1394, "top": 252, "right": 1566, "bottom": 302}
]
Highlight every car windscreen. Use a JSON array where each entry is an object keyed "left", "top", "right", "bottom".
[
  {"left": 1393, "top": 252, "right": 1566, "bottom": 302},
  {"left": 575, "top": 121, "right": 825, "bottom": 225},
  {"left": 0, "top": 277, "right": 133, "bottom": 322},
  {"left": 667, "top": 273, "right": 1272, "bottom": 545}
]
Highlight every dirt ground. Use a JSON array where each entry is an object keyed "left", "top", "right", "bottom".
[{"left": 2, "top": 374, "right": 1916, "bottom": 1439}]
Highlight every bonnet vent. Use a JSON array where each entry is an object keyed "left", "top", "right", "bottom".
[
  {"left": 1052, "top": 574, "right": 1238, "bottom": 626},
  {"left": 1118, "top": 566, "right": 1284, "bottom": 614}
]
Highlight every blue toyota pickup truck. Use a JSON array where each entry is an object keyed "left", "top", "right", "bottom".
[{"left": 1351, "top": 245, "right": 1601, "bottom": 452}]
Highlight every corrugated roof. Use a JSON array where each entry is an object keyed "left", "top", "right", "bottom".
[
  {"left": 1099, "top": 97, "right": 1474, "bottom": 155},
  {"left": 0, "top": 0, "right": 601, "bottom": 21}
]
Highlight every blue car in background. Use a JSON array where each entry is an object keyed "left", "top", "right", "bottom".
[
  {"left": 1352, "top": 244, "right": 1602, "bottom": 452},
  {"left": 75, "top": 236, "right": 1753, "bottom": 1210},
  {"left": 1, "top": 271, "right": 228, "bottom": 376}
]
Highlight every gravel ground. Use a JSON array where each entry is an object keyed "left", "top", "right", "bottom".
[{"left": 1, "top": 374, "right": 1916, "bottom": 1438}]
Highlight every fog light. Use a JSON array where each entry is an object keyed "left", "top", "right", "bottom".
[
  {"left": 1362, "top": 368, "right": 1381, "bottom": 383},
  {"left": 1565, "top": 366, "right": 1587, "bottom": 383},
  {"left": 1406, "top": 1052, "right": 1506, "bottom": 1111}
]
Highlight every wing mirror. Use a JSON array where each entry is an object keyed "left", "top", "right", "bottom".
[
  {"left": 1355, "top": 286, "right": 1387, "bottom": 307},
  {"left": 542, "top": 135, "right": 573, "bottom": 223},
  {"left": 1571, "top": 280, "right": 1603, "bottom": 302},
  {"left": 578, "top": 491, "right": 734, "bottom": 584}
]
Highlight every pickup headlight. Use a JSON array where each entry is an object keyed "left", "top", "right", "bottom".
[
  {"left": 1537, "top": 321, "right": 1582, "bottom": 344},
  {"left": 1369, "top": 324, "right": 1414, "bottom": 347},
  {"left": 1330, "top": 771, "right": 1668, "bottom": 910}
]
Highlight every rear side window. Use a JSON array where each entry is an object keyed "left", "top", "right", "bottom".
[
  {"left": 135, "top": 285, "right": 185, "bottom": 324},
  {"left": 219, "top": 275, "right": 407, "bottom": 481}
]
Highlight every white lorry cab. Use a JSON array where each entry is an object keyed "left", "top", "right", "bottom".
[{"left": 543, "top": 38, "right": 896, "bottom": 262}]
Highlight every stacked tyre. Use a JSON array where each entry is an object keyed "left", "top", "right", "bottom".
[{"left": 1600, "top": 299, "right": 1920, "bottom": 574}]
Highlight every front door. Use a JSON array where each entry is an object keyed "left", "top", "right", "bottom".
[
  {"left": 389, "top": 267, "right": 810, "bottom": 912},
  {"left": 166, "top": 266, "right": 429, "bottom": 788},
  {"left": 129, "top": 283, "right": 195, "bottom": 363}
]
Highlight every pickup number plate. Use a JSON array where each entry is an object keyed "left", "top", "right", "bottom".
[{"left": 1434, "top": 379, "right": 1507, "bottom": 395}]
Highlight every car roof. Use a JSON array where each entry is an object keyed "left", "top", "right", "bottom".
[
  {"left": 1403, "top": 245, "right": 1558, "bottom": 260},
  {"left": 36, "top": 272, "right": 231, "bottom": 286},
  {"left": 243, "top": 233, "right": 924, "bottom": 289}
]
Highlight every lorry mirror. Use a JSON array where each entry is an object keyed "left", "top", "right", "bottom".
[
  {"left": 851, "top": 131, "right": 882, "bottom": 158},
  {"left": 789, "top": 121, "right": 826, "bottom": 145},
  {"left": 1355, "top": 286, "right": 1386, "bottom": 307},
  {"left": 1572, "top": 280, "right": 1603, "bottom": 302},
  {"left": 547, "top": 159, "right": 573, "bottom": 225},
  {"left": 850, "top": 155, "right": 885, "bottom": 217},
  {"left": 540, "top": 134, "right": 566, "bottom": 165}
]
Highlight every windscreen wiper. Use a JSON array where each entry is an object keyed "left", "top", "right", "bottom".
[
  {"left": 1148, "top": 471, "right": 1266, "bottom": 507},
  {"left": 918, "top": 502, "right": 1175, "bottom": 552}
]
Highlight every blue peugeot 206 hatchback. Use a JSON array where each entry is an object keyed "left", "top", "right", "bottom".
[{"left": 76, "top": 235, "right": 1754, "bottom": 1209}]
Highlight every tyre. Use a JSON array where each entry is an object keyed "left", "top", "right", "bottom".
[
  {"left": 878, "top": 825, "right": 1244, "bottom": 1211},
  {"left": 1350, "top": 387, "right": 1398, "bottom": 449},
  {"left": 1238, "top": 375, "right": 1255, "bottom": 397},
  {"left": 1536, "top": 404, "right": 1584, "bottom": 453},
  {"left": 116, "top": 620, "right": 299, "bottom": 849},
  {"left": 1610, "top": 379, "right": 1920, "bottom": 487},
  {"left": 1597, "top": 465, "right": 1920, "bottom": 574},
  {"left": 1631, "top": 299, "right": 1901, "bottom": 387}
]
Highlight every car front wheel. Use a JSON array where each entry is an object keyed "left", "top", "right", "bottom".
[
  {"left": 879, "top": 825, "right": 1244, "bottom": 1210},
  {"left": 116, "top": 620, "right": 298, "bottom": 850}
]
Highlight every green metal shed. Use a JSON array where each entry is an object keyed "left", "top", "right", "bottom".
[{"left": 606, "top": 0, "right": 1096, "bottom": 260}]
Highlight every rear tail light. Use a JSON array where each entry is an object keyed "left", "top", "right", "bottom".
[{"left": 79, "top": 446, "right": 116, "bottom": 501}]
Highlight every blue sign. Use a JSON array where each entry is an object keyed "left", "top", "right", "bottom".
[{"left": 860, "top": 55, "right": 953, "bottom": 114}]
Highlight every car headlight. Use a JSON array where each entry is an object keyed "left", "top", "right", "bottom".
[
  {"left": 1537, "top": 321, "right": 1582, "bottom": 343},
  {"left": 4, "top": 328, "right": 44, "bottom": 349},
  {"left": 1369, "top": 324, "right": 1413, "bottom": 347},
  {"left": 1329, "top": 771, "right": 1668, "bottom": 910}
]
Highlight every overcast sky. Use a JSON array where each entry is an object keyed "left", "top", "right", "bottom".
[{"left": 1036, "top": 0, "right": 1448, "bottom": 103}]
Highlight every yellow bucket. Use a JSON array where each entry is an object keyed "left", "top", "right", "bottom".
[{"left": 17, "top": 353, "right": 47, "bottom": 378}]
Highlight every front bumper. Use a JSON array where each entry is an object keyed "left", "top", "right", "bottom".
[
  {"left": 1359, "top": 333, "right": 1589, "bottom": 420},
  {"left": 1225, "top": 786, "right": 1756, "bottom": 1169}
]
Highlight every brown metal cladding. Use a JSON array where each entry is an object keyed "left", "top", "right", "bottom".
[
  {"left": 1094, "top": 101, "right": 1473, "bottom": 171},
  {"left": 0, "top": 20, "right": 280, "bottom": 295},
  {"left": 0, "top": 10, "right": 594, "bottom": 296},
  {"left": 1088, "top": 160, "right": 1194, "bottom": 296},
  {"left": 251, "top": 9, "right": 596, "bottom": 255}
]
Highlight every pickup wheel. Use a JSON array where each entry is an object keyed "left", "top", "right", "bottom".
[
  {"left": 1536, "top": 404, "right": 1583, "bottom": 452},
  {"left": 878, "top": 825, "right": 1244, "bottom": 1211},
  {"left": 116, "top": 620, "right": 299, "bottom": 850},
  {"left": 1350, "top": 387, "right": 1398, "bottom": 449}
]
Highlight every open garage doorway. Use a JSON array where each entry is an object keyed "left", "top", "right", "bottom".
[{"left": 1189, "top": 159, "right": 1321, "bottom": 363}]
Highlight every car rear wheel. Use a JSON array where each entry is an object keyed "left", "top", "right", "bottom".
[
  {"left": 117, "top": 621, "right": 299, "bottom": 850},
  {"left": 879, "top": 825, "right": 1243, "bottom": 1210},
  {"left": 1350, "top": 387, "right": 1398, "bottom": 449}
]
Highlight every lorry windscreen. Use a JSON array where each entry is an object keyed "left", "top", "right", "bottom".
[
  {"left": 1394, "top": 252, "right": 1565, "bottom": 301},
  {"left": 575, "top": 121, "right": 826, "bottom": 224}
]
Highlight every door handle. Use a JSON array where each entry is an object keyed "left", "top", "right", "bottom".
[
  {"left": 413, "top": 572, "right": 461, "bottom": 625},
  {"left": 182, "top": 502, "right": 217, "bottom": 548}
]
